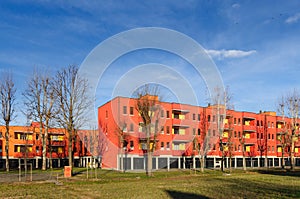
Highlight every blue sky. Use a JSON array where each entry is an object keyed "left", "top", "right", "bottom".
[{"left": 0, "top": 0, "right": 300, "bottom": 124}]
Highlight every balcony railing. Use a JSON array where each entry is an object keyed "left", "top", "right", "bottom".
[{"left": 243, "top": 125, "right": 256, "bottom": 132}]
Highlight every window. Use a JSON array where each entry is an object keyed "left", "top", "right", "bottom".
[
  {"left": 212, "top": 115, "right": 216, "bottom": 122},
  {"left": 271, "top": 122, "right": 274, "bottom": 128},
  {"left": 234, "top": 131, "right": 237, "bottom": 137},
  {"left": 130, "top": 141, "right": 134, "bottom": 150},
  {"left": 130, "top": 123, "right": 134, "bottom": 132},
  {"left": 193, "top": 113, "right": 196, "bottom": 120},
  {"left": 105, "top": 110, "right": 108, "bottom": 118},
  {"left": 36, "top": 134, "right": 39, "bottom": 140},
  {"left": 161, "top": 142, "right": 164, "bottom": 150},
  {"left": 166, "top": 111, "right": 170, "bottom": 118},
  {"left": 166, "top": 142, "right": 170, "bottom": 150},
  {"left": 268, "top": 133, "right": 270, "bottom": 139},
  {"left": 238, "top": 145, "right": 241, "bottom": 151},
  {"left": 123, "top": 123, "right": 127, "bottom": 132},
  {"left": 272, "top": 146, "right": 274, "bottom": 152},
  {"left": 257, "top": 133, "right": 259, "bottom": 139},
  {"left": 0, "top": 147, "right": 2, "bottom": 152},
  {"left": 130, "top": 107, "right": 134, "bottom": 115},
  {"left": 198, "top": 143, "right": 201, "bottom": 150},
  {"left": 208, "top": 129, "right": 211, "bottom": 136},
  {"left": 198, "top": 129, "right": 201, "bottom": 135},
  {"left": 198, "top": 114, "right": 200, "bottom": 121},
  {"left": 166, "top": 126, "right": 170, "bottom": 134},
  {"left": 193, "top": 128, "right": 196, "bottom": 135},
  {"left": 234, "top": 118, "right": 236, "bottom": 125},
  {"left": 213, "top": 130, "right": 216, "bottom": 136},
  {"left": 208, "top": 115, "right": 211, "bottom": 122},
  {"left": 272, "top": 134, "right": 274, "bottom": 140},
  {"left": 238, "top": 131, "right": 241, "bottom": 138},
  {"left": 268, "top": 121, "right": 270, "bottom": 128},
  {"left": 123, "top": 106, "right": 127, "bottom": 114},
  {"left": 161, "top": 110, "right": 164, "bottom": 117},
  {"left": 161, "top": 126, "right": 164, "bottom": 134},
  {"left": 139, "top": 123, "right": 144, "bottom": 132}
]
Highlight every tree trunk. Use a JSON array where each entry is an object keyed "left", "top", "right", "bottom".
[
  {"left": 146, "top": 126, "right": 152, "bottom": 177},
  {"left": 242, "top": 146, "right": 246, "bottom": 171},
  {"left": 200, "top": 156, "right": 205, "bottom": 173},
  {"left": 147, "top": 151, "right": 152, "bottom": 176},
  {"left": 291, "top": 138, "right": 295, "bottom": 171},
  {"left": 264, "top": 155, "right": 268, "bottom": 168},
  {"left": 229, "top": 156, "right": 232, "bottom": 173},
  {"left": 41, "top": 123, "right": 47, "bottom": 171},
  {"left": 5, "top": 123, "right": 9, "bottom": 172},
  {"left": 281, "top": 149, "right": 285, "bottom": 169},
  {"left": 68, "top": 131, "right": 73, "bottom": 175}
]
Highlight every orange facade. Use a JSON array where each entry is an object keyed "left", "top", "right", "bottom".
[
  {"left": 98, "top": 96, "right": 300, "bottom": 170},
  {"left": 0, "top": 123, "right": 94, "bottom": 169}
]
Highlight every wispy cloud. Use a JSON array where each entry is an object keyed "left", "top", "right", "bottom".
[
  {"left": 285, "top": 13, "right": 300, "bottom": 24},
  {"left": 231, "top": 3, "right": 240, "bottom": 9},
  {"left": 205, "top": 49, "right": 256, "bottom": 59}
]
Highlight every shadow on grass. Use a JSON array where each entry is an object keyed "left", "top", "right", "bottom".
[
  {"left": 256, "top": 168, "right": 300, "bottom": 177},
  {"left": 165, "top": 190, "right": 210, "bottom": 199}
]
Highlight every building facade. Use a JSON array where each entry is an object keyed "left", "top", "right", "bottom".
[
  {"left": 98, "top": 96, "right": 300, "bottom": 170},
  {"left": 0, "top": 122, "right": 95, "bottom": 169}
]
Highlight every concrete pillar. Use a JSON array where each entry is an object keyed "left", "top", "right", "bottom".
[
  {"left": 234, "top": 157, "right": 237, "bottom": 168},
  {"left": 36, "top": 157, "right": 39, "bottom": 169},
  {"left": 192, "top": 156, "right": 195, "bottom": 169},
  {"left": 279, "top": 157, "right": 281, "bottom": 167},
  {"left": 214, "top": 157, "right": 216, "bottom": 169},
  {"left": 226, "top": 157, "right": 229, "bottom": 169},
  {"left": 273, "top": 158, "right": 275, "bottom": 167},
  {"left": 58, "top": 159, "right": 61, "bottom": 168},
  {"left": 258, "top": 158, "right": 260, "bottom": 167},
  {"left": 183, "top": 157, "right": 186, "bottom": 169},
  {"left": 167, "top": 157, "right": 170, "bottom": 171},
  {"left": 178, "top": 157, "right": 181, "bottom": 169},
  {"left": 131, "top": 156, "right": 133, "bottom": 170}
]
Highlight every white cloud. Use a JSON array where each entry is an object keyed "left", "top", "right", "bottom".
[
  {"left": 285, "top": 13, "right": 300, "bottom": 24},
  {"left": 205, "top": 49, "right": 257, "bottom": 59},
  {"left": 232, "top": 3, "right": 240, "bottom": 9}
]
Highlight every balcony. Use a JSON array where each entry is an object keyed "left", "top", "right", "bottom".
[
  {"left": 172, "top": 118, "right": 189, "bottom": 128},
  {"left": 172, "top": 134, "right": 193, "bottom": 143},
  {"left": 50, "top": 140, "right": 65, "bottom": 146},
  {"left": 243, "top": 125, "right": 256, "bottom": 132},
  {"left": 244, "top": 138, "right": 257, "bottom": 145}
]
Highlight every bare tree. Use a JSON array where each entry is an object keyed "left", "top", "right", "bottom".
[
  {"left": 23, "top": 71, "right": 55, "bottom": 170},
  {"left": 277, "top": 96, "right": 290, "bottom": 169},
  {"left": 54, "top": 65, "right": 90, "bottom": 171},
  {"left": 210, "top": 86, "right": 232, "bottom": 172},
  {"left": 0, "top": 72, "right": 16, "bottom": 172},
  {"left": 134, "top": 84, "right": 162, "bottom": 177},
  {"left": 116, "top": 122, "right": 129, "bottom": 172},
  {"left": 279, "top": 90, "right": 300, "bottom": 170},
  {"left": 194, "top": 109, "right": 216, "bottom": 173},
  {"left": 224, "top": 114, "right": 234, "bottom": 173},
  {"left": 238, "top": 131, "right": 247, "bottom": 171}
]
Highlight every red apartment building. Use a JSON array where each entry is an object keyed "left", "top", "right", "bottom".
[
  {"left": 98, "top": 96, "right": 300, "bottom": 170},
  {"left": 0, "top": 122, "right": 96, "bottom": 170}
]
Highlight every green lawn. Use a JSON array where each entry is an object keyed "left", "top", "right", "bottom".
[{"left": 0, "top": 169, "right": 299, "bottom": 199}]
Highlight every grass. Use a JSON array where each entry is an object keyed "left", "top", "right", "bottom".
[{"left": 0, "top": 168, "right": 299, "bottom": 198}]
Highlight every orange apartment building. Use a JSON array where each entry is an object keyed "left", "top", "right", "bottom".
[
  {"left": 98, "top": 96, "right": 300, "bottom": 170},
  {"left": 0, "top": 122, "right": 96, "bottom": 170}
]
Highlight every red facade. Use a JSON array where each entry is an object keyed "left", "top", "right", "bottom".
[{"left": 98, "top": 96, "right": 300, "bottom": 170}]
